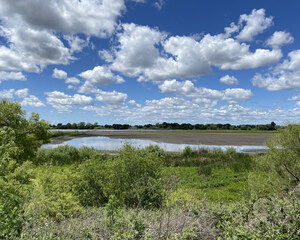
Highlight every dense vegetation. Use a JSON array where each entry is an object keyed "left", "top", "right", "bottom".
[
  {"left": 51, "top": 121, "right": 278, "bottom": 131},
  {"left": 1, "top": 100, "right": 299, "bottom": 239}
]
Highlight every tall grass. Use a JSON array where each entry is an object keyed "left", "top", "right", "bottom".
[{"left": 33, "top": 145, "right": 99, "bottom": 165}]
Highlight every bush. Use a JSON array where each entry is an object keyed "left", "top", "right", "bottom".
[
  {"left": 0, "top": 190, "right": 22, "bottom": 239},
  {"left": 24, "top": 169, "right": 82, "bottom": 222},
  {"left": 76, "top": 155, "right": 110, "bottom": 206},
  {"left": 262, "top": 124, "right": 300, "bottom": 187},
  {"left": 107, "top": 144, "right": 164, "bottom": 207},
  {"left": 144, "top": 145, "right": 166, "bottom": 158},
  {"left": 225, "top": 147, "right": 237, "bottom": 155},
  {"left": 33, "top": 145, "right": 98, "bottom": 165},
  {"left": 78, "top": 144, "right": 164, "bottom": 208},
  {"left": 209, "top": 147, "right": 223, "bottom": 157},
  {"left": 214, "top": 195, "right": 300, "bottom": 239},
  {"left": 182, "top": 146, "right": 194, "bottom": 158}
]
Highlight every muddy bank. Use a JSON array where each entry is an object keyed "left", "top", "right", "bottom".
[{"left": 50, "top": 130, "right": 273, "bottom": 146}]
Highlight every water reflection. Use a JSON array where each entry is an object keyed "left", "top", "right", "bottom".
[{"left": 43, "top": 136, "right": 267, "bottom": 153}]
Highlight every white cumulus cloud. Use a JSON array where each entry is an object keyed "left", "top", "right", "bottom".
[
  {"left": 237, "top": 8, "right": 273, "bottom": 42},
  {"left": 108, "top": 15, "right": 281, "bottom": 82},
  {"left": 0, "top": 26, "right": 73, "bottom": 72},
  {"left": 159, "top": 79, "right": 253, "bottom": 106},
  {"left": 0, "top": 89, "right": 15, "bottom": 99},
  {"left": 95, "top": 90, "right": 128, "bottom": 105},
  {"left": 52, "top": 68, "right": 68, "bottom": 79},
  {"left": 0, "top": 0, "right": 126, "bottom": 37},
  {"left": 79, "top": 66, "right": 124, "bottom": 94},
  {"left": 252, "top": 50, "right": 300, "bottom": 91},
  {"left": 45, "top": 91, "right": 93, "bottom": 112},
  {"left": 220, "top": 75, "right": 239, "bottom": 85},
  {"left": 14, "top": 88, "right": 45, "bottom": 107},
  {"left": 0, "top": 71, "right": 26, "bottom": 85},
  {"left": 266, "top": 31, "right": 294, "bottom": 49}
]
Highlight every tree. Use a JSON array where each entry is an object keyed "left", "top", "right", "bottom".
[
  {"left": 264, "top": 124, "right": 300, "bottom": 186},
  {"left": 0, "top": 100, "right": 50, "bottom": 165}
]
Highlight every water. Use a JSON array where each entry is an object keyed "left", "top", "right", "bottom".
[{"left": 43, "top": 136, "right": 267, "bottom": 153}]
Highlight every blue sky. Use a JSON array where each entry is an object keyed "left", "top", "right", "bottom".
[{"left": 1, "top": 0, "right": 300, "bottom": 125}]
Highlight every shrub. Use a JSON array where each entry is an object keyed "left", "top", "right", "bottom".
[
  {"left": 214, "top": 195, "right": 300, "bottom": 239},
  {"left": 209, "top": 147, "right": 223, "bottom": 157},
  {"left": 144, "top": 145, "right": 166, "bottom": 158},
  {"left": 182, "top": 146, "right": 194, "bottom": 158},
  {"left": 225, "top": 147, "right": 237, "bottom": 155},
  {"left": 77, "top": 144, "right": 165, "bottom": 208},
  {"left": 33, "top": 145, "right": 98, "bottom": 165},
  {"left": 261, "top": 123, "right": 300, "bottom": 187},
  {"left": 107, "top": 144, "right": 164, "bottom": 208},
  {"left": 24, "top": 169, "right": 82, "bottom": 222},
  {"left": 76, "top": 155, "right": 110, "bottom": 206},
  {"left": 0, "top": 190, "right": 22, "bottom": 239}
]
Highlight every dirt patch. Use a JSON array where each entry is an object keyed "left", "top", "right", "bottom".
[{"left": 51, "top": 130, "right": 273, "bottom": 146}]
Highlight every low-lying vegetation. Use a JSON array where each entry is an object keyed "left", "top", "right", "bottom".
[{"left": 1, "top": 100, "right": 299, "bottom": 239}]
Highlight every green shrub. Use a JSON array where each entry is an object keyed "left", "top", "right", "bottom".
[
  {"left": 214, "top": 195, "right": 300, "bottom": 239},
  {"left": 182, "top": 146, "right": 194, "bottom": 158},
  {"left": 0, "top": 190, "right": 22, "bottom": 239},
  {"left": 24, "top": 169, "right": 82, "bottom": 222},
  {"left": 107, "top": 144, "right": 164, "bottom": 207},
  {"left": 144, "top": 145, "right": 166, "bottom": 158},
  {"left": 77, "top": 144, "right": 164, "bottom": 208},
  {"left": 225, "top": 147, "right": 237, "bottom": 155},
  {"left": 262, "top": 123, "right": 300, "bottom": 186},
  {"left": 76, "top": 155, "right": 110, "bottom": 206},
  {"left": 33, "top": 145, "right": 98, "bottom": 165}
]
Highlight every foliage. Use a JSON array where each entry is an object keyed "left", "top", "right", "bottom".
[
  {"left": 33, "top": 145, "right": 99, "bottom": 165},
  {"left": 0, "top": 190, "right": 22, "bottom": 239},
  {"left": 78, "top": 144, "right": 164, "bottom": 208},
  {"left": 214, "top": 195, "right": 300, "bottom": 239},
  {"left": 263, "top": 123, "right": 300, "bottom": 186},
  {"left": 51, "top": 121, "right": 279, "bottom": 131},
  {"left": 0, "top": 99, "right": 50, "bottom": 163},
  {"left": 144, "top": 145, "right": 166, "bottom": 158},
  {"left": 0, "top": 127, "right": 20, "bottom": 177},
  {"left": 182, "top": 146, "right": 194, "bottom": 158},
  {"left": 24, "top": 168, "right": 82, "bottom": 222},
  {"left": 76, "top": 155, "right": 110, "bottom": 206},
  {"left": 107, "top": 144, "right": 164, "bottom": 207}
]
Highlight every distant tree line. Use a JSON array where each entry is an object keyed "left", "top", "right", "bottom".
[{"left": 50, "top": 121, "right": 278, "bottom": 131}]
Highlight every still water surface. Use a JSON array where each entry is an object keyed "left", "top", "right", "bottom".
[{"left": 43, "top": 136, "right": 267, "bottom": 153}]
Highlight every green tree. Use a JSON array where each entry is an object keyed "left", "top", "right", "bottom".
[
  {"left": 0, "top": 100, "right": 50, "bottom": 238},
  {"left": 0, "top": 100, "right": 50, "bottom": 166}
]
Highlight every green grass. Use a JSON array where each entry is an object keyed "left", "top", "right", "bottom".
[
  {"left": 167, "top": 167, "right": 249, "bottom": 203},
  {"left": 50, "top": 130, "right": 87, "bottom": 139}
]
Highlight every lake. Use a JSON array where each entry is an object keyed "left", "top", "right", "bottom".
[{"left": 43, "top": 136, "right": 267, "bottom": 153}]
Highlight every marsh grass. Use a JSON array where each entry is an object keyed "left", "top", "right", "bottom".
[{"left": 33, "top": 145, "right": 99, "bottom": 165}]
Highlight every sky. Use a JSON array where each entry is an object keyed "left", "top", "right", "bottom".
[{"left": 1, "top": 0, "right": 300, "bottom": 125}]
